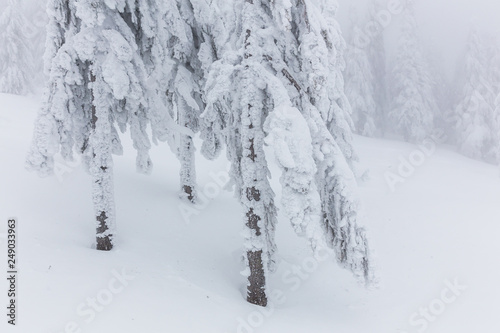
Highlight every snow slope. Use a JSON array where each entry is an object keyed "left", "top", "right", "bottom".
[{"left": 1, "top": 92, "right": 499, "bottom": 332}]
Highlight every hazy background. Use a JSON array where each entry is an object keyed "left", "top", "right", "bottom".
[{"left": 337, "top": 0, "right": 500, "bottom": 79}]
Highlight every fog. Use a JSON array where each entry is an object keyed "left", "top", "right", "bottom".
[{"left": 338, "top": 0, "right": 500, "bottom": 79}]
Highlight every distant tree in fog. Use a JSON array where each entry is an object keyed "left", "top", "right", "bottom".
[
  {"left": 344, "top": 0, "right": 388, "bottom": 137},
  {"left": 345, "top": 24, "right": 377, "bottom": 136},
  {"left": 366, "top": 0, "right": 389, "bottom": 135},
  {"left": 23, "top": 0, "right": 48, "bottom": 87},
  {"left": 455, "top": 27, "right": 498, "bottom": 163},
  {"left": 0, "top": 0, "right": 33, "bottom": 95},
  {"left": 388, "top": 0, "right": 436, "bottom": 143}
]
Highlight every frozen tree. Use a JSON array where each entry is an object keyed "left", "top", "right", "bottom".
[
  {"left": 344, "top": 0, "right": 387, "bottom": 138},
  {"left": 367, "top": 0, "right": 388, "bottom": 135},
  {"left": 153, "top": 0, "right": 236, "bottom": 203},
  {"left": 27, "top": 0, "right": 170, "bottom": 250},
  {"left": 491, "top": 43, "right": 500, "bottom": 160},
  {"left": 426, "top": 46, "right": 455, "bottom": 142},
  {"left": 307, "top": 0, "right": 358, "bottom": 167},
  {"left": 483, "top": 33, "right": 500, "bottom": 95},
  {"left": 23, "top": 0, "right": 48, "bottom": 87},
  {"left": 159, "top": 1, "right": 203, "bottom": 202},
  {"left": 0, "top": 0, "right": 34, "bottom": 95},
  {"left": 389, "top": 1, "right": 436, "bottom": 143},
  {"left": 345, "top": 25, "right": 377, "bottom": 136},
  {"left": 495, "top": 94, "right": 500, "bottom": 157},
  {"left": 172, "top": 70, "right": 201, "bottom": 203},
  {"left": 189, "top": 0, "right": 232, "bottom": 163},
  {"left": 202, "top": 0, "right": 280, "bottom": 306},
  {"left": 43, "top": 0, "right": 77, "bottom": 77},
  {"left": 202, "top": 0, "right": 374, "bottom": 306},
  {"left": 455, "top": 27, "right": 498, "bottom": 162},
  {"left": 489, "top": 35, "right": 500, "bottom": 92},
  {"left": 286, "top": 0, "right": 374, "bottom": 285}
]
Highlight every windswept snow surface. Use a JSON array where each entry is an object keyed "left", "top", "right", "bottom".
[{"left": 1, "top": 93, "right": 499, "bottom": 332}]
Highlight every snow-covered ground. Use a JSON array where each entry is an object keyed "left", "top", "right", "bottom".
[{"left": 1, "top": 92, "right": 499, "bottom": 332}]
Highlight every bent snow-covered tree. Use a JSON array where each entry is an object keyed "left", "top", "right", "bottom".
[
  {"left": 305, "top": 0, "right": 358, "bottom": 167},
  {"left": 0, "top": 0, "right": 34, "bottom": 95},
  {"left": 202, "top": 0, "right": 374, "bottom": 306},
  {"left": 287, "top": 0, "right": 373, "bottom": 284},
  {"left": 27, "top": 0, "right": 166, "bottom": 250}
]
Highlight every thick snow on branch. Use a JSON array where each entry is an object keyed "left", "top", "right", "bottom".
[{"left": 264, "top": 103, "right": 324, "bottom": 253}]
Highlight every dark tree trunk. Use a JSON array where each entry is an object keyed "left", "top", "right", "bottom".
[
  {"left": 247, "top": 249, "right": 267, "bottom": 306},
  {"left": 96, "top": 211, "right": 112, "bottom": 251},
  {"left": 246, "top": 204, "right": 267, "bottom": 306}
]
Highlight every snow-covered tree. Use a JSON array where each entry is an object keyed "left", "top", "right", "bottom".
[
  {"left": 486, "top": 35, "right": 500, "bottom": 94},
  {"left": 43, "top": 0, "right": 78, "bottom": 77},
  {"left": 389, "top": 1, "right": 436, "bottom": 143},
  {"left": 159, "top": 1, "right": 203, "bottom": 202},
  {"left": 0, "top": 0, "right": 34, "bottom": 95},
  {"left": 367, "top": 0, "right": 388, "bottom": 135},
  {"left": 345, "top": 25, "right": 377, "bottom": 136},
  {"left": 426, "top": 46, "right": 455, "bottom": 142},
  {"left": 201, "top": 0, "right": 374, "bottom": 306},
  {"left": 27, "top": 0, "right": 170, "bottom": 250},
  {"left": 23, "top": 0, "right": 48, "bottom": 87},
  {"left": 202, "top": 0, "right": 280, "bottom": 306},
  {"left": 26, "top": 0, "right": 373, "bottom": 304},
  {"left": 482, "top": 33, "right": 500, "bottom": 94},
  {"left": 308, "top": 0, "right": 358, "bottom": 167},
  {"left": 287, "top": 0, "right": 374, "bottom": 285},
  {"left": 495, "top": 94, "right": 500, "bottom": 160},
  {"left": 189, "top": 0, "right": 230, "bottom": 163},
  {"left": 455, "top": 27, "right": 498, "bottom": 162},
  {"left": 491, "top": 41, "right": 500, "bottom": 160},
  {"left": 344, "top": 0, "right": 388, "bottom": 138}
]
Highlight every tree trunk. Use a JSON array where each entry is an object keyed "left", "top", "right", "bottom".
[
  {"left": 178, "top": 98, "right": 196, "bottom": 203},
  {"left": 179, "top": 133, "right": 196, "bottom": 202},
  {"left": 90, "top": 69, "right": 115, "bottom": 251},
  {"left": 246, "top": 208, "right": 267, "bottom": 306},
  {"left": 180, "top": 140, "right": 195, "bottom": 202},
  {"left": 240, "top": 0, "right": 271, "bottom": 307},
  {"left": 243, "top": 96, "right": 267, "bottom": 307}
]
